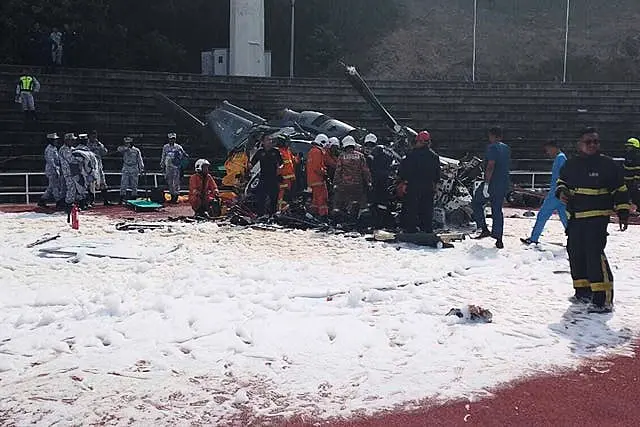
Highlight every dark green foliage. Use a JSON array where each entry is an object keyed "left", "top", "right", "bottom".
[
  {"left": 0, "top": 0, "right": 397, "bottom": 76},
  {"left": 2, "top": 0, "right": 639, "bottom": 80}
]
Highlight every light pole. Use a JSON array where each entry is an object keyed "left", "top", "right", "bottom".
[
  {"left": 290, "top": 0, "right": 296, "bottom": 78},
  {"left": 562, "top": 0, "right": 570, "bottom": 83},
  {"left": 472, "top": 0, "right": 477, "bottom": 82}
]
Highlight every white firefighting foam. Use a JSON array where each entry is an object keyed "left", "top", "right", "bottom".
[{"left": 0, "top": 211, "right": 638, "bottom": 425}]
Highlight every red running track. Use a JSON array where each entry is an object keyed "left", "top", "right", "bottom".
[{"left": 285, "top": 343, "right": 639, "bottom": 427}]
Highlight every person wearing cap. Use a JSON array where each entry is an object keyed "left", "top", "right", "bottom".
[
  {"left": 624, "top": 137, "right": 640, "bottom": 210},
  {"left": 117, "top": 136, "right": 145, "bottom": 203},
  {"left": 333, "top": 135, "right": 371, "bottom": 220},
  {"left": 59, "top": 133, "right": 81, "bottom": 212},
  {"left": 472, "top": 126, "right": 511, "bottom": 249},
  {"left": 189, "top": 159, "right": 220, "bottom": 218},
  {"left": 398, "top": 130, "right": 440, "bottom": 233},
  {"left": 38, "top": 133, "right": 63, "bottom": 208},
  {"left": 87, "top": 130, "right": 111, "bottom": 206},
  {"left": 161, "top": 132, "right": 188, "bottom": 204},
  {"left": 521, "top": 140, "right": 568, "bottom": 245},
  {"left": 363, "top": 133, "right": 378, "bottom": 167},
  {"left": 306, "top": 134, "right": 330, "bottom": 217},
  {"left": 250, "top": 134, "right": 283, "bottom": 216}
]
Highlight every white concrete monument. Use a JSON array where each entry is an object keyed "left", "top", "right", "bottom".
[{"left": 229, "top": 0, "right": 266, "bottom": 77}]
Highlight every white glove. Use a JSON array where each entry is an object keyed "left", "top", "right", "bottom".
[{"left": 482, "top": 183, "right": 490, "bottom": 198}]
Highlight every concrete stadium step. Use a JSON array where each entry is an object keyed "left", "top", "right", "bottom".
[
  {"left": 6, "top": 63, "right": 640, "bottom": 91},
  {"left": 6, "top": 69, "right": 640, "bottom": 98},
  {"left": 3, "top": 63, "right": 637, "bottom": 177},
  {"left": 6, "top": 71, "right": 640, "bottom": 98},
  {"left": 5, "top": 80, "right": 640, "bottom": 105},
  {"left": 5, "top": 94, "right": 640, "bottom": 122}
]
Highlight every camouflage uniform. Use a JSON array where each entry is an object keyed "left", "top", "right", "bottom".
[
  {"left": 118, "top": 145, "right": 144, "bottom": 197},
  {"left": 87, "top": 138, "right": 108, "bottom": 189},
  {"left": 59, "top": 144, "right": 81, "bottom": 205},
  {"left": 333, "top": 150, "right": 371, "bottom": 214},
  {"left": 41, "top": 143, "right": 61, "bottom": 202},
  {"left": 71, "top": 144, "right": 98, "bottom": 202},
  {"left": 160, "top": 142, "right": 187, "bottom": 196}
]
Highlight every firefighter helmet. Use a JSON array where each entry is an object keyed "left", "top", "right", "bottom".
[
  {"left": 342, "top": 135, "right": 357, "bottom": 148},
  {"left": 313, "top": 133, "right": 329, "bottom": 146},
  {"left": 195, "top": 158, "right": 211, "bottom": 172},
  {"left": 626, "top": 137, "right": 640, "bottom": 149}
]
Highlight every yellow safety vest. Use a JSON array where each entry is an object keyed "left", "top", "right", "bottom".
[{"left": 19, "top": 76, "right": 35, "bottom": 92}]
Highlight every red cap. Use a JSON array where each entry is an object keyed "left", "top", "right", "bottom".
[{"left": 416, "top": 131, "right": 431, "bottom": 142}]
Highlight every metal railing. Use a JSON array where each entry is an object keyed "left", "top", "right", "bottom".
[
  {"left": 0, "top": 172, "right": 166, "bottom": 204},
  {"left": 1, "top": 170, "right": 558, "bottom": 204},
  {"left": 510, "top": 170, "right": 552, "bottom": 190}
]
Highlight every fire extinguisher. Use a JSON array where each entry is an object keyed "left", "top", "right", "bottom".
[{"left": 70, "top": 204, "right": 79, "bottom": 230}]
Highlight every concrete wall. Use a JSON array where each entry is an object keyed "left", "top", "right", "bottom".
[{"left": 1, "top": 64, "right": 639, "bottom": 173}]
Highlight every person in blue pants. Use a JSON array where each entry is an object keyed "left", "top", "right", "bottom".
[
  {"left": 521, "top": 140, "right": 568, "bottom": 244},
  {"left": 473, "top": 126, "right": 511, "bottom": 249}
]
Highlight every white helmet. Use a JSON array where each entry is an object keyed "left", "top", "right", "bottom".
[
  {"left": 314, "top": 133, "right": 329, "bottom": 146},
  {"left": 329, "top": 137, "right": 340, "bottom": 148},
  {"left": 342, "top": 135, "right": 357, "bottom": 148},
  {"left": 195, "top": 158, "right": 210, "bottom": 172},
  {"left": 364, "top": 133, "right": 378, "bottom": 144}
]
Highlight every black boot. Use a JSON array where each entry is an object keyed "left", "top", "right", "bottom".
[
  {"left": 102, "top": 189, "right": 113, "bottom": 206},
  {"left": 474, "top": 228, "right": 491, "bottom": 239},
  {"left": 589, "top": 290, "right": 613, "bottom": 313},
  {"left": 569, "top": 287, "right": 593, "bottom": 304},
  {"left": 37, "top": 199, "right": 48, "bottom": 208},
  {"left": 170, "top": 194, "right": 179, "bottom": 204},
  {"left": 118, "top": 195, "right": 125, "bottom": 205}
]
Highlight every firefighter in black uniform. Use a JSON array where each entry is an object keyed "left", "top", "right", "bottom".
[
  {"left": 398, "top": 130, "right": 441, "bottom": 233},
  {"left": 556, "top": 127, "right": 630, "bottom": 313},
  {"left": 624, "top": 137, "right": 640, "bottom": 210},
  {"left": 369, "top": 144, "right": 395, "bottom": 228},
  {"left": 251, "top": 135, "right": 283, "bottom": 216}
]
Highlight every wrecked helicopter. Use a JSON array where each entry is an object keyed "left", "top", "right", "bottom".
[{"left": 153, "top": 63, "right": 484, "bottom": 229}]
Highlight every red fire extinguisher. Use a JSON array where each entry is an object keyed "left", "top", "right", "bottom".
[{"left": 70, "top": 204, "right": 79, "bottom": 230}]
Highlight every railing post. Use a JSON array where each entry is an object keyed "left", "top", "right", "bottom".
[
  {"left": 154, "top": 174, "right": 158, "bottom": 188},
  {"left": 531, "top": 173, "right": 535, "bottom": 190},
  {"left": 25, "top": 173, "right": 30, "bottom": 204}
]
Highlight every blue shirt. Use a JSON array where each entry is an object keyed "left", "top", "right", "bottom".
[
  {"left": 549, "top": 152, "right": 567, "bottom": 196},
  {"left": 486, "top": 141, "right": 511, "bottom": 193}
]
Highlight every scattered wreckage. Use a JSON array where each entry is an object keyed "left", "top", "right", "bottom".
[{"left": 154, "top": 63, "right": 485, "bottom": 232}]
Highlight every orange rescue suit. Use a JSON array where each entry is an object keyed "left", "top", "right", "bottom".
[
  {"left": 306, "top": 145, "right": 329, "bottom": 216},
  {"left": 189, "top": 173, "right": 218, "bottom": 212},
  {"left": 277, "top": 146, "right": 297, "bottom": 211},
  {"left": 324, "top": 150, "right": 338, "bottom": 179}
]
